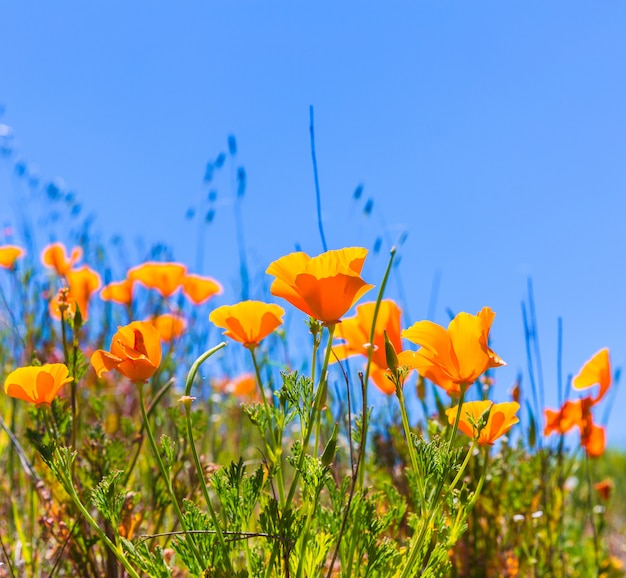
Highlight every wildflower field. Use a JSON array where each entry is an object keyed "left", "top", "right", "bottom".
[
  {"left": 1, "top": 200, "right": 625, "bottom": 578},
  {"left": 0, "top": 138, "right": 625, "bottom": 578}
]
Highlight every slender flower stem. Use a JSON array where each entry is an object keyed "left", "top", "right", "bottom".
[
  {"left": 138, "top": 383, "right": 206, "bottom": 571},
  {"left": 184, "top": 403, "right": 233, "bottom": 572},
  {"left": 58, "top": 462, "right": 141, "bottom": 578},
  {"left": 584, "top": 451, "right": 600, "bottom": 574},
  {"left": 42, "top": 407, "right": 141, "bottom": 578},
  {"left": 265, "top": 323, "right": 336, "bottom": 578},
  {"left": 399, "top": 384, "right": 468, "bottom": 578},
  {"left": 450, "top": 439, "right": 477, "bottom": 491},
  {"left": 180, "top": 343, "right": 233, "bottom": 569},
  {"left": 357, "top": 247, "right": 396, "bottom": 489},
  {"left": 286, "top": 323, "right": 336, "bottom": 506},
  {"left": 123, "top": 377, "right": 175, "bottom": 487},
  {"left": 249, "top": 347, "right": 286, "bottom": 506},
  {"left": 396, "top": 382, "right": 425, "bottom": 511}
]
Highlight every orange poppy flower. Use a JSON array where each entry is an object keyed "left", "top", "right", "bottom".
[
  {"left": 182, "top": 274, "right": 223, "bottom": 305},
  {"left": 214, "top": 373, "right": 258, "bottom": 399},
  {"left": 101, "top": 279, "right": 134, "bottom": 306},
  {"left": 4, "top": 364, "right": 73, "bottom": 405},
  {"left": 150, "top": 313, "right": 187, "bottom": 342},
  {"left": 593, "top": 479, "right": 613, "bottom": 501},
  {"left": 333, "top": 300, "right": 403, "bottom": 395},
  {"left": 543, "top": 399, "right": 583, "bottom": 436},
  {"left": 446, "top": 400, "right": 520, "bottom": 445},
  {"left": 0, "top": 245, "right": 25, "bottom": 269},
  {"left": 91, "top": 321, "right": 162, "bottom": 382},
  {"left": 128, "top": 262, "right": 187, "bottom": 297},
  {"left": 398, "top": 307, "right": 506, "bottom": 395},
  {"left": 49, "top": 266, "right": 102, "bottom": 321},
  {"left": 572, "top": 348, "right": 611, "bottom": 404},
  {"left": 581, "top": 419, "right": 606, "bottom": 458},
  {"left": 41, "top": 242, "right": 82, "bottom": 276},
  {"left": 209, "top": 301, "right": 285, "bottom": 347},
  {"left": 266, "top": 247, "right": 374, "bottom": 324}
]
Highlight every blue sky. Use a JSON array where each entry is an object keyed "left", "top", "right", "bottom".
[{"left": 1, "top": 2, "right": 626, "bottom": 446}]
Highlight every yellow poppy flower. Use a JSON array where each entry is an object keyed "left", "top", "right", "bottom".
[
  {"left": 41, "top": 242, "right": 82, "bottom": 276},
  {"left": 398, "top": 307, "right": 505, "bottom": 394},
  {"left": 4, "top": 364, "right": 73, "bottom": 405},
  {"left": 49, "top": 266, "right": 102, "bottom": 321},
  {"left": 446, "top": 400, "right": 520, "bottom": 445},
  {"left": 182, "top": 274, "right": 223, "bottom": 305},
  {"left": 572, "top": 348, "right": 611, "bottom": 404},
  {"left": 266, "top": 247, "right": 374, "bottom": 324},
  {"left": 150, "top": 313, "right": 187, "bottom": 342},
  {"left": 128, "top": 262, "right": 187, "bottom": 297},
  {"left": 101, "top": 279, "right": 134, "bottom": 305},
  {"left": 91, "top": 321, "right": 162, "bottom": 382},
  {"left": 0, "top": 245, "right": 25, "bottom": 269},
  {"left": 214, "top": 373, "right": 259, "bottom": 399},
  {"left": 333, "top": 300, "right": 403, "bottom": 395},
  {"left": 209, "top": 301, "right": 284, "bottom": 347}
]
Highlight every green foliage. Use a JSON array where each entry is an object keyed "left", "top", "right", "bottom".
[{"left": 91, "top": 469, "right": 126, "bottom": 527}]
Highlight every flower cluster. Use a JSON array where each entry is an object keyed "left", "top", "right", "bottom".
[
  {"left": 42, "top": 242, "right": 102, "bottom": 321},
  {"left": 544, "top": 349, "right": 611, "bottom": 457}
]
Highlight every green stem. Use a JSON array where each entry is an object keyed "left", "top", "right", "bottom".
[
  {"left": 357, "top": 247, "right": 396, "bottom": 490},
  {"left": 122, "top": 377, "right": 175, "bottom": 487},
  {"left": 184, "top": 404, "right": 233, "bottom": 572},
  {"left": 43, "top": 405, "right": 140, "bottom": 578},
  {"left": 450, "top": 439, "right": 478, "bottom": 492},
  {"left": 396, "top": 382, "right": 425, "bottom": 513},
  {"left": 139, "top": 383, "right": 206, "bottom": 571},
  {"left": 265, "top": 323, "right": 336, "bottom": 578},
  {"left": 584, "top": 452, "right": 600, "bottom": 575},
  {"left": 399, "top": 383, "right": 468, "bottom": 578},
  {"left": 250, "top": 347, "right": 286, "bottom": 506},
  {"left": 59, "top": 465, "right": 141, "bottom": 578},
  {"left": 181, "top": 343, "right": 232, "bottom": 569}
]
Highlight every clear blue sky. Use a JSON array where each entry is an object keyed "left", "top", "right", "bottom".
[{"left": 1, "top": 2, "right": 626, "bottom": 446}]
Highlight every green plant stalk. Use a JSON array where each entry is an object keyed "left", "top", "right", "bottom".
[
  {"left": 357, "top": 246, "right": 396, "bottom": 489},
  {"left": 265, "top": 323, "right": 336, "bottom": 578},
  {"left": 449, "top": 439, "right": 478, "bottom": 492},
  {"left": 122, "top": 377, "right": 175, "bottom": 487},
  {"left": 290, "top": 323, "right": 335, "bottom": 499},
  {"left": 399, "top": 383, "right": 468, "bottom": 578},
  {"left": 250, "top": 346, "right": 286, "bottom": 506},
  {"left": 42, "top": 407, "right": 141, "bottom": 578},
  {"left": 449, "top": 447, "right": 489, "bottom": 549},
  {"left": 325, "top": 372, "right": 367, "bottom": 578},
  {"left": 396, "top": 381, "right": 425, "bottom": 511},
  {"left": 181, "top": 343, "right": 231, "bottom": 568},
  {"left": 57, "top": 462, "right": 141, "bottom": 578},
  {"left": 584, "top": 451, "right": 600, "bottom": 573},
  {"left": 342, "top": 248, "right": 395, "bottom": 576},
  {"left": 184, "top": 404, "right": 233, "bottom": 572},
  {"left": 138, "top": 383, "right": 206, "bottom": 571},
  {"left": 59, "top": 308, "right": 78, "bottom": 454},
  {"left": 295, "top": 483, "right": 324, "bottom": 578}
]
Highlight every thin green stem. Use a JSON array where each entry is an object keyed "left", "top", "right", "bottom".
[
  {"left": 584, "top": 452, "right": 600, "bottom": 575},
  {"left": 450, "top": 440, "right": 477, "bottom": 491},
  {"left": 42, "top": 406, "right": 140, "bottom": 578},
  {"left": 122, "top": 377, "right": 175, "bottom": 487},
  {"left": 249, "top": 347, "right": 286, "bottom": 506},
  {"left": 139, "top": 384, "right": 206, "bottom": 571},
  {"left": 396, "top": 382, "right": 425, "bottom": 511},
  {"left": 399, "top": 384, "right": 468, "bottom": 578},
  {"left": 285, "top": 323, "right": 335, "bottom": 507},
  {"left": 357, "top": 247, "right": 396, "bottom": 489},
  {"left": 265, "top": 323, "right": 336, "bottom": 578},
  {"left": 184, "top": 404, "right": 233, "bottom": 572}
]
